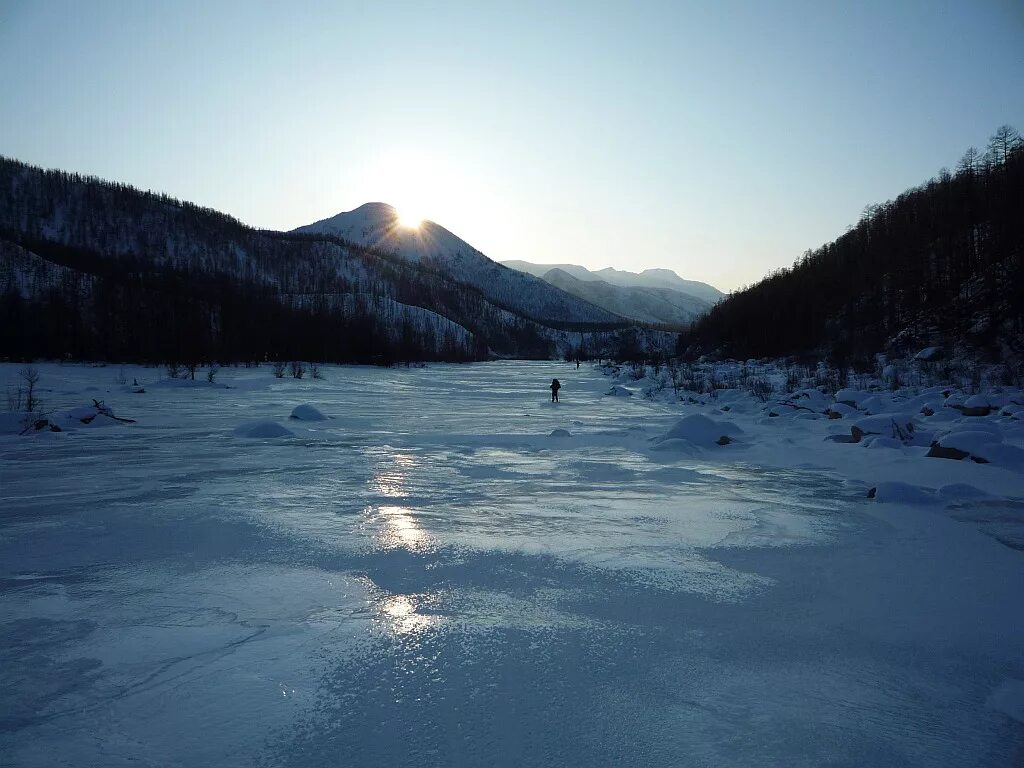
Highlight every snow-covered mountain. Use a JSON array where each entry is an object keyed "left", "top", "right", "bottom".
[
  {"left": 541, "top": 268, "right": 713, "bottom": 326},
  {"left": 294, "top": 204, "right": 620, "bottom": 326},
  {"left": 503, "top": 260, "right": 722, "bottom": 304},
  {"left": 0, "top": 157, "right": 680, "bottom": 362},
  {"left": 503, "top": 260, "right": 722, "bottom": 326}
]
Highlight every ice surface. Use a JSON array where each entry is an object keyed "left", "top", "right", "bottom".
[{"left": 1, "top": 361, "right": 1023, "bottom": 766}]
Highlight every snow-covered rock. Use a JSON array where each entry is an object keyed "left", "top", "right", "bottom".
[
  {"left": 290, "top": 404, "right": 329, "bottom": 421},
  {"left": 606, "top": 385, "right": 632, "bottom": 397},
  {"left": 925, "top": 434, "right": 1003, "bottom": 462},
  {"left": 937, "top": 483, "right": 990, "bottom": 501},
  {"left": 234, "top": 420, "right": 296, "bottom": 438},
  {"left": 660, "top": 414, "right": 741, "bottom": 447},
  {"left": 549, "top": 428, "right": 571, "bottom": 438},
  {"left": 834, "top": 389, "right": 870, "bottom": 408},
  {"left": 850, "top": 414, "right": 916, "bottom": 443},
  {"left": 960, "top": 394, "right": 992, "bottom": 417},
  {"left": 868, "top": 481, "right": 936, "bottom": 504}
]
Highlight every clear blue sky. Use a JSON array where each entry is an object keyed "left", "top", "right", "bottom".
[{"left": 1, "top": 0, "right": 1022, "bottom": 291}]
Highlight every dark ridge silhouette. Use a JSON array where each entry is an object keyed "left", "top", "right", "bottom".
[
  {"left": 679, "top": 126, "right": 1024, "bottom": 366},
  {"left": 0, "top": 156, "right": 659, "bottom": 365}
]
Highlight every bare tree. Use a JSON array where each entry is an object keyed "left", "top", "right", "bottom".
[
  {"left": 20, "top": 365, "right": 40, "bottom": 413},
  {"left": 290, "top": 361, "right": 305, "bottom": 379},
  {"left": 272, "top": 361, "right": 287, "bottom": 378},
  {"left": 988, "top": 125, "right": 1022, "bottom": 166}
]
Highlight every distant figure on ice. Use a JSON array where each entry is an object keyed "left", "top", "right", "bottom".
[
  {"left": 575, "top": 359, "right": 580, "bottom": 369},
  {"left": 550, "top": 378, "right": 561, "bottom": 402}
]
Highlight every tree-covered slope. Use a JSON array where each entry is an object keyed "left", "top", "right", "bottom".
[{"left": 681, "top": 126, "right": 1024, "bottom": 366}]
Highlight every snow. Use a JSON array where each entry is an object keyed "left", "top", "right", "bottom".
[
  {"left": 660, "top": 413, "right": 742, "bottom": 446},
  {"left": 293, "top": 204, "right": 621, "bottom": 325},
  {"left": 233, "top": 419, "right": 296, "bottom": 438},
  {"left": 987, "top": 679, "right": 1024, "bottom": 723},
  {"left": 869, "top": 480, "right": 937, "bottom": 504},
  {"left": 2, "top": 360, "right": 1023, "bottom": 766},
  {"left": 290, "top": 404, "right": 329, "bottom": 421}
]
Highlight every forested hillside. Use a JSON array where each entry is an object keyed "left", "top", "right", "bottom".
[
  {"left": 681, "top": 126, "right": 1024, "bottom": 367},
  {"left": 0, "top": 157, "right": 659, "bottom": 364}
]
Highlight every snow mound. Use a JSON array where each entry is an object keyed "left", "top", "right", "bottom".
[
  {"left": 549, "top": 428, "right": 572, "bottom": 438},
  {"left": 606, "top": 385, "right": 632, "bottom": 397},
  {"left": 937, "top": 483, "right": 990, "bottom": 501},
  {"left": 661, "top": 414, "right": 741, "bottom": 447},
  {"left": 290, "top": 404, "right": 329, "bottom": 421},
  {"left": 868, "top": 482, "right": 936, "bottom": 504},
  {"left": 987, "top": 679, "right": 1024, "bottom": 723},
  {"left": 234, "top": 420, "right": 296, "bottom": 439}
]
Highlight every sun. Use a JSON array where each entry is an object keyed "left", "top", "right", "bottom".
[{"left": 397, "top": 210, "right": 424, "bottom": 229}]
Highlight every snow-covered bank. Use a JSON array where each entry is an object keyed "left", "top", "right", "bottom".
[
  {"left": 2, "top": 361, "right": 1022, "bottom": 766},
  {"left": 601, "top": 358, "right": 1024, "bottom": 511}
]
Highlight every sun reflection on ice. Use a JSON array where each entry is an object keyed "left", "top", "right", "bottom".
[
  {"left": 372, "top": 505, "right": 434, "bottom": 552},
  {"left": 369, "top": 451, "right": 416, "bottom": 499},
  {"left": 377, "top": 593, "right": 441, "bottom": 635}
]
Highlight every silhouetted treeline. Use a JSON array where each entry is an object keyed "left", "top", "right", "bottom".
[
  {"left": 0, "top": 156, "right": 637, "bottom": 363},
  {"left": 680, "top": 126, "right": 1024, "bottom": 365}
]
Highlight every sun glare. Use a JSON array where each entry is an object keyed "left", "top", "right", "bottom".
[{"left": 398, "top": 211, "right": 424, "bottom": 229}]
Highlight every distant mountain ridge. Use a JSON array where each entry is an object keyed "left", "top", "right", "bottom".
[
  {"left": 502, "top": 260, "right": 723, "bottom": 326},
  {"left": 294, "top": 204, "right": 621, "bottom": 326}
]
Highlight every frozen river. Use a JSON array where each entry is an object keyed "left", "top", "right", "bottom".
[{"left": 1, "top": 361, "right": 1022, "bottom": 766}]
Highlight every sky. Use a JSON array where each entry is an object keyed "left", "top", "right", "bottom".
[{"left": 1, "top": 1, "right": 1022, "bottom": 291}]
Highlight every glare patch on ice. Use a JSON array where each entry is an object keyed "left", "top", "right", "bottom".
[
  {"left": 375, "top": 592, "right": 443, "bottom": 636},
  {"left": 369, "top": 505, "right": 436, "bottom": 553}
]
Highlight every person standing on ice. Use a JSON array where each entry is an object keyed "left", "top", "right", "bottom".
[{"left": 550, "top": 378, "right": 561, "bottom": 402}]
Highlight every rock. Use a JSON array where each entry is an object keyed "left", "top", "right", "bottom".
[
  {"left": 716, "top": 435, "right": 733, "bottom": 445},
  {"left": 549, "top": 428, "right": 571, "bottom": 438},
  {"left": 850, "top": 414, "right": 916, "bottom": 443},
  {"left": 926, "top": 444, "right": 972, "bottom": 461}
]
